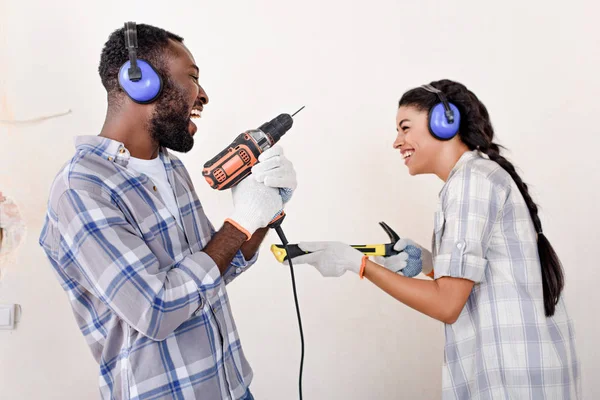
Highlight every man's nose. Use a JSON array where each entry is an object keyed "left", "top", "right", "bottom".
[{"left": 198, "top": 85, "right": 209, "bottom": 105}]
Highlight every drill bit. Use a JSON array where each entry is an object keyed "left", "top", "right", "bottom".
[{"left": 291, "top": 106, "right": 305, "bottom": 117}]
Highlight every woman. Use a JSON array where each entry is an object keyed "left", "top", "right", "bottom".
[{"left": 290, "top": 80, "right": 580, "bottom": 399}]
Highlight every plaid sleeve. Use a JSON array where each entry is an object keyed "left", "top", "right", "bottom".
[
  {"left": 434, "top": 169, "right": 506, "bottom": 282},
  {"left": 56, "top": 189, "right": 222, "bottom": 341}
]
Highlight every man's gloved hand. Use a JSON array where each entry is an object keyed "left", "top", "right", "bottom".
[
  {"left": 226, "top": 176, "right": 283, "bottom": 239},
  {"left": 285, "top": 242, "right": 365, "bottom": 277},
  {"left": 373, "top": 239, "right": 434, "bottom": 277},
  {"left": 251, "top": 145, "right": 297, "bottom": 204}
]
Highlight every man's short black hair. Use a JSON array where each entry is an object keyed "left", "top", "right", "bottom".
[{"left": 98, "top": 23, "right": 184, "bottom": 100}]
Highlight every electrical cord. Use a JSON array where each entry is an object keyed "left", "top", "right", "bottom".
[{"left": 274, "top": 225, "right": 304, "bottom": 400}]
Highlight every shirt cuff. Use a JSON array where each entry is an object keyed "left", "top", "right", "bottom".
[
  {"left": 223, "top": 249, "right": 259, "bottom": 284},
  {"left": 433, "top": 239, "right": 487, "bottom": 283},
  {"left": 232, "top": 249, "right": 259, "bottom": 268}
]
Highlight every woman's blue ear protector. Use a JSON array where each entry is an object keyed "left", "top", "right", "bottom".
[
  {"left": 421, "top": 84, "right": 460, "bottom": 140},
  {"left": 118, "top": 21, "right": 163, "bottom": 104}
]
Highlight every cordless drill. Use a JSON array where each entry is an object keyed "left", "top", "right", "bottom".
[{"left": 202, "top": 108, "right": 303, "bottom": 225}]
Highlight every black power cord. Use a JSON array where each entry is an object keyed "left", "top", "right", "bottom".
[{"left": 274, "top": 225, "right": 304, "bottom": 400}]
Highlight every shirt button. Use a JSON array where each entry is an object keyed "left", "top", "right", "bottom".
[
  {"left": 119, "top": 148, "right": 126, "bottom": 154},
  {"left": 153, "top": 186, "right": 157, "bottom": 191},
  {"left": 457, "top": 243, "right": 463, "bottom": 249},
  {"left": 236, "top": 267, "right": 242, "bottom": 274},
  {"left": 107, "top": 156, "right": 113, "bottom": 161}
]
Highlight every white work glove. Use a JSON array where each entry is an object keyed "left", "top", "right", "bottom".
[
  {"left": 226, "top": 176, "right": 283, "bottom": 239},
  {"left": 287, "top": 242, "right": 365, "bottom": 277},
  {"left": 251, "top": 145, "right": 297, "bottom": 204},
  {"left": 373, "top": 239, "right": 433, "bottom": 277}
]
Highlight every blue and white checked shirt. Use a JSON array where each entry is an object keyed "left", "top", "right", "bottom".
[
  {"left": 39, "top": 136, "right": 257, "bottom": 400},
  {"left": 433, "top": 150, "right": 580, "bottom": 399}
]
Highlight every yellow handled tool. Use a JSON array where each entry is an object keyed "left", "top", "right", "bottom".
[{"left": 270, "top": 221, "right": 400, "bottom": 263}]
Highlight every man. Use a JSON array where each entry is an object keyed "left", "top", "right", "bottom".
[{"left": 39, "top": 23, "right": 297, "bottom": 400}]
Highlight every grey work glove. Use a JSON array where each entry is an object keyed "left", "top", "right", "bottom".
[{"left": 372, "top": 239, "right": 434, "bottom": 277}]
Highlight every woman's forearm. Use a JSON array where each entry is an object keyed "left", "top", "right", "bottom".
[{"left": 362, "top": 260, "right": 473, "bottom": 324}]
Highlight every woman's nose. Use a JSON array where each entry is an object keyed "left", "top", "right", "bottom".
[{"left": 393, "top": 131, "right": 404, "bottom": 149}]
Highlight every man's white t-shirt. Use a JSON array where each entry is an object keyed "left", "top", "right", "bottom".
[{"left": 127, "top": 156, "right": 184, "bottom": 229}]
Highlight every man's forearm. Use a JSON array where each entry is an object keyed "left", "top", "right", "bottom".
[
  {"left": 203, "top": 222, "right": 248, "bottom": 275},
  {"left": 203, "top": 224, "right": 268, "bottom": 275},
  {"left": 241, "top": 227, "right": 268, "bottom": 260}
]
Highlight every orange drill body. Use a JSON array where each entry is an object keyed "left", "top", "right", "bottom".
[
  {"left": 202, "top": 130, "right": 266, "bottom": 190},
  {"left": 202, "top": 113, "right": 294, "bottom": 191}
]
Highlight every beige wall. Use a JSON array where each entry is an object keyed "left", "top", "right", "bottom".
[{"left": 1, "top": 0, "right": 598, "bottom": 399}]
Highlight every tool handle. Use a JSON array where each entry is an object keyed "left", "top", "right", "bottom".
[
  {"left": 270, "top": 243, "right": 395, "bottom": 263},
  {"left": 271, "top": 244, "right": 308, "bottom": 263},
  {"left": 350, "top": 244, "right": 389, "bottom": 256}
]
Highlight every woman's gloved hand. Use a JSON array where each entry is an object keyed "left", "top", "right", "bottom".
[{"left": 372, "top": 239, "right": 434, "bottom": 277}]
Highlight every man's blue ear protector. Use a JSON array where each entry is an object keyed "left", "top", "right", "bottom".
[
  {"left": 421, "top": 84, "right": 460, "bottom": 140},
  {"left": 118, "top": 22, "right": 163, "bottom": 104}
]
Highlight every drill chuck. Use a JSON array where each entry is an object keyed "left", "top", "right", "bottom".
[{"left": 260, "top": 113, "right": 294, "bottom": 144}]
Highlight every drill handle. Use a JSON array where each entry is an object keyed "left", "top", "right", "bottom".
[{"left": 267, "top": 210, "right": 286, "bottom": 229}]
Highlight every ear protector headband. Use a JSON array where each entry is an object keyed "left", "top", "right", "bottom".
[
  {"left": 118, "top": 21, "right": 163, "bottom": 104},
  {"left": 420, "top": 84, "right": 460, "bottom": 140}
]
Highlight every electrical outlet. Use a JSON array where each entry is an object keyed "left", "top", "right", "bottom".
[{"left": 0, "top": 304, "right": 16, "bottom": 330}]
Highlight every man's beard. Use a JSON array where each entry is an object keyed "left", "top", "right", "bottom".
[{"left": 149, "top": 79, "right": 194, "bottom": 153}]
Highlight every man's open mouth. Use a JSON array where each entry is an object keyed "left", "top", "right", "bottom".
[{"left": 190, "top": 108, "right": 202, "bottom": 119}]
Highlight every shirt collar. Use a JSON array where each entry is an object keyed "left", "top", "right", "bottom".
[
  {"left": 439, "top": 150, "right": 482, "bottom": 196},
  {"left": 74, "top": 135, "right": 170, "bottom": 168}
]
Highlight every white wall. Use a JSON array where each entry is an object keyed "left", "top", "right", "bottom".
[{"left": 1, "top": 0, "right": 599, "bottom": 399}]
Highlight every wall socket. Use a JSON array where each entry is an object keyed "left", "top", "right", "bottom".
[{"left": 0, "top": 304, "right": 18, "bottom": 330}]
